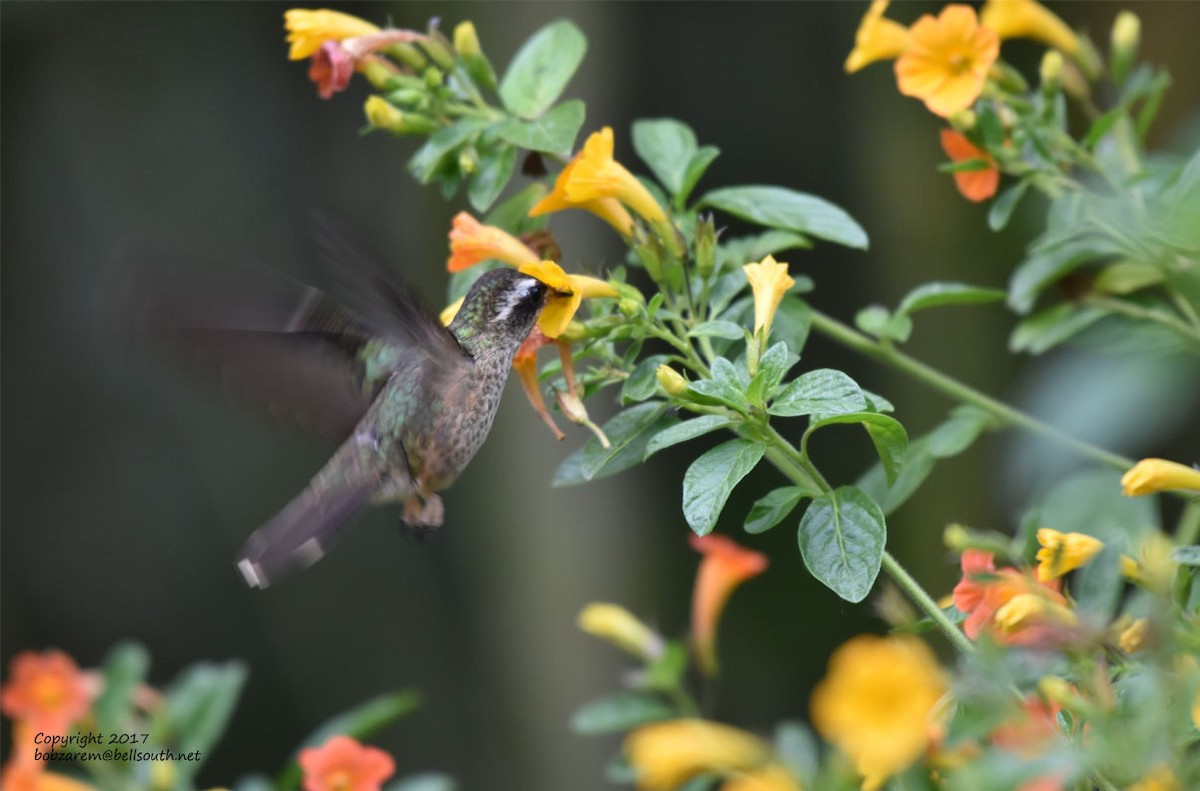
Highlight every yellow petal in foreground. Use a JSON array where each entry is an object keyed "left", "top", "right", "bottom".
[
  {"left": 980, "top": 0, "right": 1079, "bottom": 56},
  {"left": 810, "top": 635, "right": 948, "bottom": 791},
  {"left": 519, "top": 261, "right": 617, "bottom": 339},
  {"left": 742, "top": 255, "right": 795, "bottom": 340},
  {"left": 1121, "top": 458, "right": 1200, "bottom": 496},
  {"left": 625, "top": 719, "right": 772, "bottom": 791},
  {"left": 845, "top": 0, "right": 911, "bottom": 73},
  {"left": 1035, "top": 528, "right": 1104, "bottom": 582},
  {"left": 284, "top": 8, "right": 381, "bottom": 61},
  {"left": 895, "top": 4, "right": 999, "bottom": 118},
  {"left": 577, "top": 603, "right": 663, "bottom": 661}
]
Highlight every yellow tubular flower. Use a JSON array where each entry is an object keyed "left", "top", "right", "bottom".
[
  {"left": 993, "top": 592, "right": 1077, "bottom": 634},
  {"left": 656, "top": 365, "right": 689, "bottom": 397},
  {"left": 810, "top": 635, "right": 948, "bottom": 791},
  {"left": 1121, "top": 458, "right": 1200, "bottom": 496},
  {"left": 980, "top": 0, "right": 1079, "bottom": 56},
  {"left": 625, "top": 720, "right": 773, "bottom": 791},
  {"left": 720, "top": 763, "right": 804, "bottom": 791},
  {"left": 446, "top": 212, "right": 541, "bottom": 272},
  {"left": 845, "top": 0, "right": 911, "bottom": 73},
  {"left": 284, "top": 8, "right": 381, "bottom": 61},
  {"left": 518, "top": 260, "right": 618, "bottom": 339},
  {"left": 1035, "top": 528, "right": 1104, "bottom": 582},
  {"left": 530, "top": 158, "right": 637, "bottom": 239},
  {"left": 577, "top": 603, "right": 663, "bottom": 661},
  {"left": 895, "top": 4, "right": 999, "bottom": 118},
  {"left": 742, "top": 255, "right": 795, "bottom": 339}
]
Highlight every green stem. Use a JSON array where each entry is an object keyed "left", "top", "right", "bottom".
[
  {"left": 1176, "top": 499, "right": 1200, "bottom": 546},
  {"left": 808, "top": 310, "right": 1135, "bottom": 471},
  {"left": 1084, "top": 294, "right": 1200, "bottom": 351}
]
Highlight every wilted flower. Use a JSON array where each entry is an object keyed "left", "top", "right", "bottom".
[
  {"left": 1, "top": 650, "right": 94, "bottom": 737},
  {"left": 980, "top": 0, "right": 1079, "bottom": 56},
  {"left": 446, "top": 212, "right": 541, "bottom": 272},
  {"left": 1035, "top": 528, "right": 1104, "bottom": 582},
  {"left": 810, "top": 634, "right": 948, "bottom": 791},
  {"left": 742, "top": 255, "right": 795, "bottom": 341},
  {"left": 1121, "top": 458, "right": 1200, "bottom": 496},
  {"left": 939, "top": 129, "right": 999, "bottom": 203},
  {"left": 298, "top": 735, "right": 395, "bottom": 791},
  {"left": 530, "top": 156, "right": 636, "bottom": 239},
  {"left": 845, "top": 0, "right": 910, "bottom": 73},
  {"left": 517, "top": 259, "right": 618, "bottom": 339},
  {"left": 895, "top": 4, "right": 999, "bottom": 118},
  {"left": 284, "top": 9, "right": 380, "bottom": 61},
  {"left": 624, "top": 719, "right": 780, "bottom": 791},
  {"left": 689, "top": 534, "right": 769, "bottom": 676},
  {"left": 577, "top": 603, "right": 664, "bottom": 662}
]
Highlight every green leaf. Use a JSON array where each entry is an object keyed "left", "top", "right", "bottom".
[
  {"left": 467, "top": 143, "right": 517, "bottom": 212},
  {"left": 1008, "top": 238, "right": 1115, "bottom": 313},
  {"left": 717, "top": 230, "right": 812, "bottom": 270},
  {"left": 855, "top": 305, "right": 912, "bottom": 342},
  {"left": 278, "top": 691, "right": 422, "bottom": 789},
  {"left": 856, "top": 435, "right": 938, "bottom": 516},
  {"left": 683, "top": 439, "right": 766, "bottom": 535},
  {"left": 621, "top": 354, "right": 671, "bottom": 405},
  {"left": 679, "top": 146, "right": 721, "bottom": 206},
  {"left": 688, "top": 320, "right": 745, "bottom": 339},
  {"left": 498, "top": 20, "right": 587, "bottom": 118},
  {"left": 988, "top": 180, "right": 1030, "bottom": 231},
  {"left": 644, "top": 415, "right": 734, "bottom": 459},
  {"left": 570, "top": 692, "right": 676, "bottom": 734},
  {"left": 688, "top": 359, "right": 751, "bottom": 413},
  {"left": 494, "top": 99, "right": 586, "bottom": 157},
  {"left": 94, "top": 642, "right": 150, "bottom": 735},
  {"left": 1009, "top": 304, "right": 1109, "bottom": 354},
  {"left": 407, "top": 120, "right": 485, "bottom": 184},
  {"left": 927, "top": 406, "right": 992, "bottom": 458},
  {"left": 769, "top": 369, "right": 867, "bottom": 418},
  {"left": 484, "top": 182, "right": 549, "bottom": 234},
  {"left": 632, "top": 118, "right": 698, "bottom": 197},
  {"left": 580, "top": 403, "right": 676, "bottom": 480},
  {"left": 797, "top": 486, "right": 886, "bottom": 602},
  {"left": 699, "top": 185, "right": 868, "bottom": 249},
  {"left": 771, "top": 295, "right": 813, "bottom": 356},
  {"left": 774, "top": 722, "right": 820, "bottom": 787},
  {"left": 745, "top": 486, "right": 811, "bottom": 534},
  {"left": 156, "top": 661, "right": 247, "bottom": 778},
  {"left": 896, "top": 282, "right": 1006, "bottom": 316},
  {"left": 747, "top": 342, "right": 798, "bottom": 405},
  {"left": 1082, "top": 106, "right": 1124, "bottom": 151},
  {"left": 807, "top": 412, "right": 908, "bottom": 486},
  {"left": 1094, "top": 261, "right": 1165, "bottom": 295}
]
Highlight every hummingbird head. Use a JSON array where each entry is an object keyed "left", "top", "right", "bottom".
[{"left": 449, "top": 267, "right": 548, "bottom": 358}]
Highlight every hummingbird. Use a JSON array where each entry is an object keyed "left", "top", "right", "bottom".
[{"left": 115, "top": 216, "right": 549, "bottom": 588}]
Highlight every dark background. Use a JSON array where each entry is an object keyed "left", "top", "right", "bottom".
[{"left": 4, "top": 3, "right": 1199, "bottom": 789}]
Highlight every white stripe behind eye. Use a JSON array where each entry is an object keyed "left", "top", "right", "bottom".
[{"left": 493, "top": 278, "right": 538, "bottom": 322}]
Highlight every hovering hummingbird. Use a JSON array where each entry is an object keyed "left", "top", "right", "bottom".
[{"left": 116, "top": 217, "right": 549, "bottom": 588}]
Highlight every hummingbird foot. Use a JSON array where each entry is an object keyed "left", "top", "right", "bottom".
[{"left": 402, "top": 491, "right": 444, "bottom": 527}]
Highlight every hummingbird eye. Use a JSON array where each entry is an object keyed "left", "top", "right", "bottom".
[{"left": 492, "top": 275, "right": 544, "bottom": 325}]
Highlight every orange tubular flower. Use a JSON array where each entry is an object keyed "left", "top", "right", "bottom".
[
  {"left": 1, "top": 651, "right": 93, "bottom": 737},
  {"left": 511, "top": 328, "right": 565, "bottom": 441},
  {"left": 1, "top": 762, "right": 99, "bottom": 791},
  {"left": 447, "top": 212, "right": 542, "bottom": 272},
  {"left": 299, "top": 735, "right": 395, "bottom": 791},
  {"left": 530, "top": 157, "right": 636, "bottom": 239},
  {"left": 895, "top": 4, "right": 999, "bottom": 118},
  {"left": 951, "top": 551, "right": 1071, "bottom": 646},
  {"left": 284, "top": 9, "right": 381, "bottom": 61},
  {"left": 845, "top": 0, "right": 911, "bottom": 73},
  {"left": 939, "top": 129, "right": 999, "bottom": 202},
  {"left": 689, "top": 534, "right": 769, "bottom": 676}
]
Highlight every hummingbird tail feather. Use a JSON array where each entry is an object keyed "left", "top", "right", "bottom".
[{"left": 235, "top": 480, "right": 375, "bottom": 589}]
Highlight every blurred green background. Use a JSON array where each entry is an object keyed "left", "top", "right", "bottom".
[{"left": 3, "top": 2, "right": 1199, "bottom": 789}]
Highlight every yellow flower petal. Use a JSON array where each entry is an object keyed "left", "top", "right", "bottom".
[
  {"left": 439, "top": 296, "right": 465, "bottom": 326},
  {"left": 284, "top": 8, "right": 380, "bottom": 61},
  {"left": 1035, "top": 528, "right": 1104, "bottom": 582},
  {"left": 625, "top": 720, "right": 773, "bottom": 791},
  {"left": 518, "top": 262, "right": 616, "bottom": 339},
  {"left": 1121, "top": 458, "right": 1200, "bottom": 496},
  {"left": 565, "top": 127, "right": 669, "bottom": 227},
  {"left": 895, "top": 4, "right": 999, "bottom": 118},
  {"left": 720, "top": 763, "right": 804, "bottom": 791},
  {"left": 577, "top": 603, "right": 663, "bottom": 661},
  {"left": 993, "top": 592, "right": 1076, "bottom": 634},
  {"left": 742, "top": 255, "right": 795, "bottom": 339},
  {"left": 530, "top": 158, "right": 636, "bottom": 238},
  {"left": 980, "top": 0, "right": 1079, "bottom": 55},
  {"left": 845, "top": 0, "right": 911, "bottom": 73}
]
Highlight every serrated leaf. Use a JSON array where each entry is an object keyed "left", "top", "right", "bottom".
[
  {"left": 494, "top": 99, "right": 585, "bottom": 157},
  {"left": 807, "top": 412, "right": 907, "bottom": 486},
  {"left": 498, "top": 20, "right": 587, "bottom": 118},
  {"left": 467, "top": 143, "right": 517, "bottom": 212},
  {"left": 797, "top": 486, "right": 886, "bottom": 602},
  {"left": 632, "top": 117, "right": 698, "bottom": 196},
  {"left": 645, "top": 415, "right": 734, "bottom": 459},
  {"left": 896, "top": 282, "right": 1006, "bottom": 316},
  {"left": 582, "top": 402, "right": 672, "bottom": 480},
  {"left": 683, "top": 439, "right": 766, "bottom": 535},
  {"left": 621, "top": 354, "right": 671, "bottom": 404},
  {"left": 1010, "top": 304, "right": 1109, "bottom": 354},
  {"left": 157, "top": 661, "right": 247, "bottom": 778},
  {"left": 769, "top": 369, "right": 867, "bottom": 418},
  {"left": 688, "top": 320, "right": 745, "bottom": 339},
  {"left": 745, "top": 486, "right": 810, "bottom": 534},
  {"left": 94, "top": 642, "right": 150, "bottom": 735},
  {"left": 570, "top": 692, "right": 676, "bottom": 734},
  {"left": 699, "top": 185, "right": 868, "bottom": 249},
  {"left": 988, "top": 180, "right": 1030, "bottom": 231}
]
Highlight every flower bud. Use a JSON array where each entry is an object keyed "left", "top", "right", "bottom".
[
  {"left": 419, "top": 26, "right": 456, "bottom": 71},
  {"left": 555, "top": 389, "right": 610, "bottom": 448},
  {"left": 578, "top": 603, "right": 664, "bottom": 662},
  {"left": 1110, "top": 11, "right": 1141, "bottom": 85},
  {"left": 452, "top": 20, "right": 482, "bottom": 58},
  {"left": 1039, "top": 50, "right": 1063, "bottom": 94},
  {"left": 947, "top": 109, "right": 977, "bottom": 132},
  {"left": 453, "top": 21, "right": 498, "bottom": 92},
  {"left": 383, "top": 41, "right": 427, "bottom": 70},
  {"left": 618, "top": 298, "right": 640, "bottom": 317},
  {"left": 655, "top": 365, "right": 688, "bottom": 397},
  {"left": 633, "top": 235, "right": 665, "bottom": 283},
  {"left": 363, "top": 97, "right": 437, "bottom": 135},
  {"left": 694, "top": 214, "right": 717, "bottom": 277},
  {"left": 423, "top": 65, "right": 444, "bottom": 89},
  {"left": 458, "top": 147, "right": 478, "bottom": 175}
]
